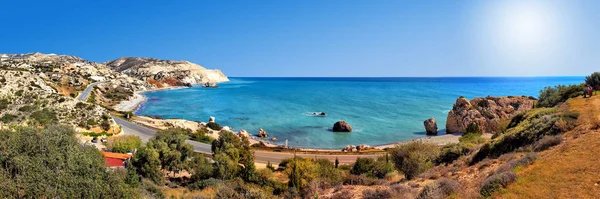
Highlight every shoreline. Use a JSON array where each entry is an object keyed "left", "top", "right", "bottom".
[
  {"left": 115, "top": 86, "right": 187, "bottom": 112},
  {"left": 117, "top": 85, "right": 466, "bottom": 152}
]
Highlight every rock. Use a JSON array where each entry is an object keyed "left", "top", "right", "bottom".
[
  {"left": 342, "top": 145, "right": 356, "bottom": 152},
  {"left": 319, "top": 112, "right": 326, "bottom": 116},
  {"left": 424, "top": 118, "right": 438, "bottom": 135},
  {"left": 258, "top": 128, "right": 268, "bottom": 138},
  {"left": 333, "top": 120, "right": 352, "bottom": 132},
  {"left": 446, "top": 96, "right": 537, "bottom": 134},
  {"left": 222, "top": 126, "right": 231, "bottom": 132},
  {"left": 209, "top": 116, "right": 215, "bottom": 123},
  {"left": 238, "top": 129, "right": 250, "bottom": 138},
  {"left": 356, "top": 144, "right": 371, "bottom": 152},
  {"left": 271, "top": 137, "right": 277, "bottom": 141}
]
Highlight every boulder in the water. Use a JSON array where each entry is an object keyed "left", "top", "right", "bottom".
[
  {"left": 424, "top": 118, "right": 438, "bottom": 135},
  {"left": 258, "top": 128, "right": 268, "bottom": 138},
  {"left": 209, "top": 116, "right": 215, "bottom": 123},
  {"left": 333, "top": 121, "right": 352, "bottom": 132}
]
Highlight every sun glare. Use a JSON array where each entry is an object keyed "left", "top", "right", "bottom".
[{"left": 472, "top": 0, "right": 570, "bottom": 75}]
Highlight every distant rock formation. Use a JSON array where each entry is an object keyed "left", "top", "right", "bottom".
[
  {"left": 333, "top": 121, "right": 352, "bottom": 132},
  {"left": 446, "top": 96, "right": 537, "bottom": 134},
  {"left": 105, "top": 57, "right": 229, "bottom": 88},
  {"left": 424, "top": 118, "right": 438, "bottom": 135}
]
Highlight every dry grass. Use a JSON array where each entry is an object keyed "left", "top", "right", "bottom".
[
  {"left": 498, "top": 96, "right": 600, "bottom": 198},
  {"left": 161, "top": 187, "right": 215, "bottom": 199}
]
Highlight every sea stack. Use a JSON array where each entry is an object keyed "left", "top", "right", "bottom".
[
  {"left": 424, "top": 118, "right": 438, "bottom": 135},
  {"left": 258, "top": 128, "right": 268, "bottom": 137},
  {"left": 333, "top": 120, "right": 352, "bottom": 132}
]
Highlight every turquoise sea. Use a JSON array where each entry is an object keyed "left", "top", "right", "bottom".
[{"left": 136, "top": 77, "right": 584, "bottom": 148}]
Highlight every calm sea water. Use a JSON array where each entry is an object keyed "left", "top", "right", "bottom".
[{"left": 136, "top": 77, "right": 583, "bottom": 148}]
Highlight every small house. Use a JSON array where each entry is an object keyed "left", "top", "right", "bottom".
[{"left": 101, "top": 151, "right": 133, "bottom": 169}]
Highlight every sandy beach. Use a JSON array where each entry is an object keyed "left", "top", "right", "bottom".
[{"left": 115, "top": 86, "right": 187, "bottom": 112}]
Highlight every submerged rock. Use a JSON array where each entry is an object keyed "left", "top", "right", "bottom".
[
  {"left": 333, "top": 120, "right": 352, "bottom": 132},
  {"left": 424, "top": 118, "right": 438, "bottom": 135}
]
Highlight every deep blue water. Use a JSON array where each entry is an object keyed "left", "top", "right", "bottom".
[{"left": 136, "top": 77, "right": 584, "bottom": 148}]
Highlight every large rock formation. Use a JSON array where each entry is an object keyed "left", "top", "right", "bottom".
[
  {"left": 333, "top": 121, "right": 352, "bottom": 132},
  {"left": 424, "top": 118, "right": 438, "bottom": 135},
  {"left": 446, "top": 96, "right": 537, "bottom": 134},
  {"left": 105, "top": 57, "right": 229, "bottom": 88}
]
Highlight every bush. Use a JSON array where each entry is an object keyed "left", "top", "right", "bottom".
[
  {"left": 436, "top": 143, "right": 471, "bottom": 165},
  {"left": 18, "top": 105, "right": 34, "bottom": 112},
  {"left": 0, "top": 114, "right": 17, "bottom": 123},
  {"left": 496, "top": 152, "right": 538, "bottom": 173},
  {"left": 417, "top": 178, "right": 461, "bottom": 199},
  {"left": 191, "top": 128, "right": 215, "bottom": 143},
  {"left": 533, "top": 135, "right": 562, "bottom": 152},
  {"left": 0, "top": 98, "right": 9, "bottom": 110},
  {"left": 343, "top": 174, "right": 386, "bottom": 186},
  {"left": 585, "top": 72, "right": 600, "bottom": 90},
  {"left": 362, "top": 188, "right": 393, "bottom": 199},
  {"left": 390, "top": 141, "right": 440, "bottom": 180},
  {"left": 480, "top": 171, "right": 518, "bottom": 197},
  {"left": 106, "top": 135, "right": 142, "bottom": 153},
  {"left": 206, "top": 122, "right": 223, "bottom": 130},
  {"left": 30, "top": 108, "right": 57, "bottom": 126},
  {"left": 188, "top": 178, "right": 224, "bottom": 190},
  {"left": 351, "top": 158, "right": 375, "bottom": 176},
  {"left": 537, "top": 84, "right": 584, "bottom": 108},
  {"left": 331, "top": 190, "right": 354, "bottom": 199}
]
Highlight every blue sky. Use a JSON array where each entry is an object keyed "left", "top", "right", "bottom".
[{"left": 1, "top": 0, "right": 598, "bottom": 77}]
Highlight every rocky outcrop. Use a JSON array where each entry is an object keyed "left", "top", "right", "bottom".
[
  {"left": 424, "top": 118, "right": 438, "bottom": 135},
  {"left": 258, "top": 128, "right": 268, "bottom": 138},
  {"left": 209, "top": 116, "right": 215, "bottom": 123},
  {"left": 446, "top": 96, "right": 537, "bottom": 134},
  {"left": 342, "top": 145, "right": 356, "bottom": 152},
  {"left": 105, "top": 57, "right": 229, "bottom": 88},
  {"left": 238, "top": 129, "right": 250, "bottom": 138},
  {"left": 333, "top": 121, "right": 352, "bottom": 132}
]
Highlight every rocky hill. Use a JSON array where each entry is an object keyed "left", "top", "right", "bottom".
[
  {"left": 0, "top": 70, "right": 117, "bottom": 132},
  {"left": 446, "top": 96, "right": 537, "bottom": 134},
  {"left": 105, "top": 57, "right": 229, "bottom": 88}
]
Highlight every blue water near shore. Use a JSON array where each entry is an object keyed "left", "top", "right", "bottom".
[{"left": 136, "top": 77, "right": 583, "bottom": 148}]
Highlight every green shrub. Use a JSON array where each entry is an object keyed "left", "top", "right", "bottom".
[
  {"left": 496, "top": 152, "right": 538, "bottom": 173},
  {"left": 390, "top": 141, "right": 440, "bottom": 180},
  {"left": 18, "top": 105, "right": 34, "bottom": 112},
  {"left": 15, "top": 90, "right": 23, "bottom": 96},
  {"left": 585, "top": 72, "right": 600, "bottom": 90},
  {"left": 188, "top": 178, "right": 224, "bottom": 190},
  {"left": 507, "top": 112, "right": 526, "bottom": 129},
  {"left": 342, "top": 174, "right": 386, "bottom": 186},
  {"left": 70, "top": 93, "right": 77, "bottom": 98},
  {"left": 537, "top": 84, "right": 584, "bottom": 108},
  {"left": 0, "top": 99, "right": 10, "bottom": 110},
  {"left": 191, "top": 128, "right": 215, "bottom": 143},
  {"left": 351, "top": 158, "right": 375, "bottom": 176},
  {"left": 30, "top": 109, "right": 57, "bottom": 126},
  {"left": 0, "top": 114, "right": 17, "bottom": 123},
  {"left": 436, "top": 143, "right": 471, "bottom": 165},
  {"left": 417, "top": 178, "right": 461, "bottom": 199},
  {"left": 106, "top": 135, "right": 142, "bottom": 153},
  {"left": 206, "top": 122, "right": 223, "bottom": 130},
  {"left": 480, "top": 171, "right": 517, "bottom": 197}
]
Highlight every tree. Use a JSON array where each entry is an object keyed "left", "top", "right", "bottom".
[
  {"left": 187, "top": 154, "right": 214, "bottom": 182},
  {"left": 0, "top": 125, "right": 138, "bottom": 198},
  {"left": 285, "top": 157, "right": 317, "bottom": 191},
  {"left": 335, "top": 157, "right": 340, "bottom": 169},
  {"left": 133, "top": 146, "right": 163, "bottom": 184},
  {"left": 149, "top": 128, "right": 194, "bottom": 177},
  {"left": 211, "top": 131, "right": 257, "bottom": 181},
  {"left": 125, "top": 160, "right": 140, "bottom": 188},
  {"left": 351, "top": 158, "right": 375, "bottom": 176},
  {"left": 585, "top": 72, "right": 600, "bottom": 90}
]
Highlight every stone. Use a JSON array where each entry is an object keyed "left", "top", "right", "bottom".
[
  {"left": 356, "top": 144, "right": 371, "bottom": 152},
  {"left": 333, "top": 120, "right": 352, "bottom": 132},
  {"left": 446, "top": 96, "right": 537, "bottom": 134},
  {"left": 342, "top": 145, "right": 356, "bottom": 152},
  {"left": 271, "top": 137, "right": 277, "bottom": 141},
  {"left": 238, "top": 129, "right": 250, "bottom": 138},
  {"left": 424, "top": 118, "right": 438, "bottom": 135},
  {"left": 258, "top": 128, "right": 268, "bottom": 138},
  {"left": 209, "top": 116, "right": 215, "bottom": 123}
]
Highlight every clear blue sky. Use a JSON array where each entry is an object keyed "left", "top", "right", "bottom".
[{"left": 1, "top": 0, "right": 598, "bottom": 77}]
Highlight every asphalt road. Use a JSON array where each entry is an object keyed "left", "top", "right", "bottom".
[
  {"left": 77, "top": 81, "right": 104, "bottom": 101},
  {"left": 112, "top": 116, "right": 381, "bottom": 164}
]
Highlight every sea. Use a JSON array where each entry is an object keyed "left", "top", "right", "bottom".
[{"left": 135, "top": 77, "right": 584, "bottom": 149}]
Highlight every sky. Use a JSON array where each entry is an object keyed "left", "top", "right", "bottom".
[{"left": 1, "top": 0, "right": 598, "bottom": 77}]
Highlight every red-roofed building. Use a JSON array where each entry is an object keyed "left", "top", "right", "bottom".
[{"left": 101, "top": 152, "right": 133, "bottom": 169}]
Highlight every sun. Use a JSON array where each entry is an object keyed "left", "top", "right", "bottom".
[{"left": 471, "top": 0, "right": 568, "bottom": 75}]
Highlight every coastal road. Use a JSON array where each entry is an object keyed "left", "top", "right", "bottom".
[
  {"left": 112, "top": 116, "right": 381, "bottom": 164},
  {"left": 77, "top": 81, "right": 104, "bottom": 101}
]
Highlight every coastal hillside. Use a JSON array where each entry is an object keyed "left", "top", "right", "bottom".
[{"left": 105, "top": 57, "right": 229, "bottom": 88}]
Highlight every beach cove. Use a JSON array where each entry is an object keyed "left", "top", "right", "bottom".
[{"left": 133, "top": 77, "right": 583, "bottom": 149}]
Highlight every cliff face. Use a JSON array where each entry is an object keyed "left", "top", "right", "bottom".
[
  {"left": 105, "top": 57, "right": 229, "bottom": 87},
  {"left": 446, "top": 96, "right": 537, "bottom": 134}
]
